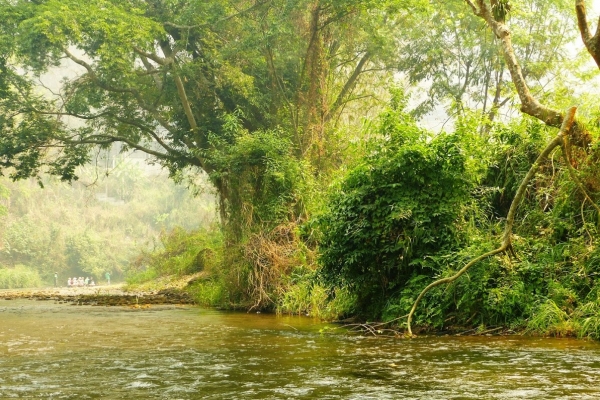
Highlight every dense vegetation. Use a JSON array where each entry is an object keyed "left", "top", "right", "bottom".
[
  {"left": 1, "top": 0, "right": 600, "bottom": 338},
  {"left": 318, "top": 98, "right": 474, "bottom": 318}
]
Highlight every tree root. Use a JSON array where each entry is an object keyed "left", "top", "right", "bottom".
[{"left": 405, "top": 107, "right": 578, "bottom": 337}]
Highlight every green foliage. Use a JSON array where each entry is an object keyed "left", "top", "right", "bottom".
[
  {"left": 189, "top": 278, "right": 227, "bottom": 308},
  {"left": 410, "top": 117, "right": 600, "bottom": 333},
  {"left": 492, "top": 0, "right": 511, "bottom": 22},
  {"left": 321, "top": 286, "right": 358, "bottom": 320},
  {"left": 0, "top": 0, "right": 414, "bottom": 206},
  {"left": 277, "top": 271, "right": 357, "bottom": 320},
  {"left": 127, "top": 226, "right": 222, "bottom": 283},
  {"left": 0, "top": 265, "right": 42, "bottom": 289},
  {"left": 317, "top": 101, "right": 474, "bottom": 317},
  {"left": 65, "top": 232, "right": 115, "bottom": 279},
  {"left": 277, "top": 277, "right": 319, "bottom": 316},
  {"left": 126, "top": 225, "right": 248, "bottom": 309},
  {"left": 575, "top": 300, "right": 600, "bottom": 340},
  {"left": 483, "top": 119, "right": 550, "bottom": 218},
  {"left": 526, "top": 299, "right": 574, "bottom": 337},
  {"left": 1, "top": 0, "right": 600, "bottom": 342},
  {"left": 207, "top": 118, "right": 312, "bottom": 236},
  {"left": 309, "top": 108, "right": 600, "bottom": 333},
  {"left": 396, "top": 0, "right": 574, "bottom": 120}
]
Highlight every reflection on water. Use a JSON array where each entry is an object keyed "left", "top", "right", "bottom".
[{"left": 1, "top": 299, "right": 600, "bottom": 399}]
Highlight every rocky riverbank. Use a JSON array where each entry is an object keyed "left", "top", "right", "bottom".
[{"left": 0, "top": 285, "right": 195, "bottom": 306}]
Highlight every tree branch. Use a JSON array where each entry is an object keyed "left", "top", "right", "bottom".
[
  {"left": 561, "top": 137, "right": 600, "bottom": 217},
  {"left": 457, "top": 59, "right": 472, "bottom": 103},
  {"left": 464, "top": 0, "right": 480, "bottom": 15},
  {"left": 466, "top": 0, "right": 590, "bottom": 147},
  {"left": 66, "top": 134, "right": 171, "bottom": 161},
  {"left": 138, "top": 55, "right": 164, "bottom": 90},
  {"left": 110, "top": 115, "right": 180, "bottom": 156},
  {"left": 63, "top": 47, "right": 180, "bottom": 137},
  {"left": 158, "top": 43, "right": 200, "bottom": 142},
  {"left": 575, "top": 0, "right": 600, "bottom": 68},
  {"left": 162, "top": 0, "right": 271, "bottom": 31},
  {"left": 486, "top": 67, "right": 511, "bottom": 127},
  {"left": 63, "top": 48, "right": 136, "bottom": 95},
  {"left": 133, "top": 47, "right": 172, "bottom": 66},
  {"left": 28, "top": 98, "right": 185, "bottom": 163},
  {"left": 475, "top": 1, "right": 561, "bottom": 124},
  {"left": 576, "top": 0, "right": 592, "bottom": 41},
  {"left": 327, "top": 51, "right": 371, "bottom": 120}
]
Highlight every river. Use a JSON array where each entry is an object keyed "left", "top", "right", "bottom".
[{"left": 1, "top": 298, "right": 600, "bottom": 399}]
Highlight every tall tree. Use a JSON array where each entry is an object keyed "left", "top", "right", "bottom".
[
  {"left": 396, "top": 0, "right": 579, "bottom": 130},
  {"left": 0, "top": 0, "right": 416, "bottom": 233},
  {"left": 406, "top": 0, "right": 599, "bottom": 335}
]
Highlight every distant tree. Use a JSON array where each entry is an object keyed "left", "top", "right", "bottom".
[{"left": 397, "top": 0, "right": 579, "bottom": 131}]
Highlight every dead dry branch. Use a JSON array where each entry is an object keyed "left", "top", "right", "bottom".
[{"left": 244, "top": 223, "right": 304, "bottom": 311}]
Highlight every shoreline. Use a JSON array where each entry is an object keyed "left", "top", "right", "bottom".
[{"left": 0, "top": 285, "right": 195, "bottom": 306}]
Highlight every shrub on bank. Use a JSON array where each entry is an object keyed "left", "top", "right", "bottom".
[
  {"left": 126, "top": 226, "right": 222, "bottom": 285},
  {"left": 0, "top": 265, "right": 42, "bottom": 289},
  {"left": 317, "top": 105, "right": 473, "bottom": 319}
]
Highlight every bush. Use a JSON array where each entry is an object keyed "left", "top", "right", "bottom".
[
  {"left": 189, "top": 278, "right": 227, "bottom": 307},
  {"left": 317, "top": 103, "right": 473, "bottom": 318},
  {"left": 0, "top": 265, "right": 42, "bottom": 289},
  {"left": 126, "top": 226, "right": 222, "bottom": 284},
  {"left": 526, "top": 299, "right": 575, "bottom": 337}
]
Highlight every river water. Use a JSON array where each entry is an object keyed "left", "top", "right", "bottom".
[{"left": 1, "top": 299, "right": 600, "bottom": 399}]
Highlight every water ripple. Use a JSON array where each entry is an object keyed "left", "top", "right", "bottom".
[{"left": 2, "top": 299, "right": 600, "bottom": 399}]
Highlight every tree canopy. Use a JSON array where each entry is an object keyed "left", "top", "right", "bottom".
[{"left": 0, "top": 0, "right": 424, "bottom": 230}]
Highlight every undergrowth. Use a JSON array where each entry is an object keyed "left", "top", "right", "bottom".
[
  {"left": 122, "top": 106, "right": 600, "bottom": 339},
  {"left": 0, "top": 265, "right": 42, "bottom": 289}
]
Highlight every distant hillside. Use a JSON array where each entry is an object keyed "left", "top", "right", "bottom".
[{"left": 0, "top": 161, "right": 217, "bottom": 285}]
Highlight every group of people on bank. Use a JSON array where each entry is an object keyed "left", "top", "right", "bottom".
[
  {"left": 68, "top": 277, "right": 96, "bottom": 287},
  {"left": 53, "top": 272, "right": 111, "bottom": 288}
]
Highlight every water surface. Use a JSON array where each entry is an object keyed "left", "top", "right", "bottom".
[{"left": 1, "top": 299, "right": 600, "bottom": 399}]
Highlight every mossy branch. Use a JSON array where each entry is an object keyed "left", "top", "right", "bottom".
[{"left": 406, "top": 107, "right": 578, "bottom": 337}]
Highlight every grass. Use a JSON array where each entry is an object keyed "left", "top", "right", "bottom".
[
  {"left": 526, "top": 299, "right": 575, "bottom": 337},
  {"left": 0, "top": 265, "right": 43, "bottom": 289}
]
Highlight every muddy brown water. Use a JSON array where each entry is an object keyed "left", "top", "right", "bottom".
[{"left": 1, "top": 298, "right": 600, "bottom": 399}]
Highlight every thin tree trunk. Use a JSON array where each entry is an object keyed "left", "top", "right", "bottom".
[{"left": 575, "top": 0, "right": 600, "bottom": 69}]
